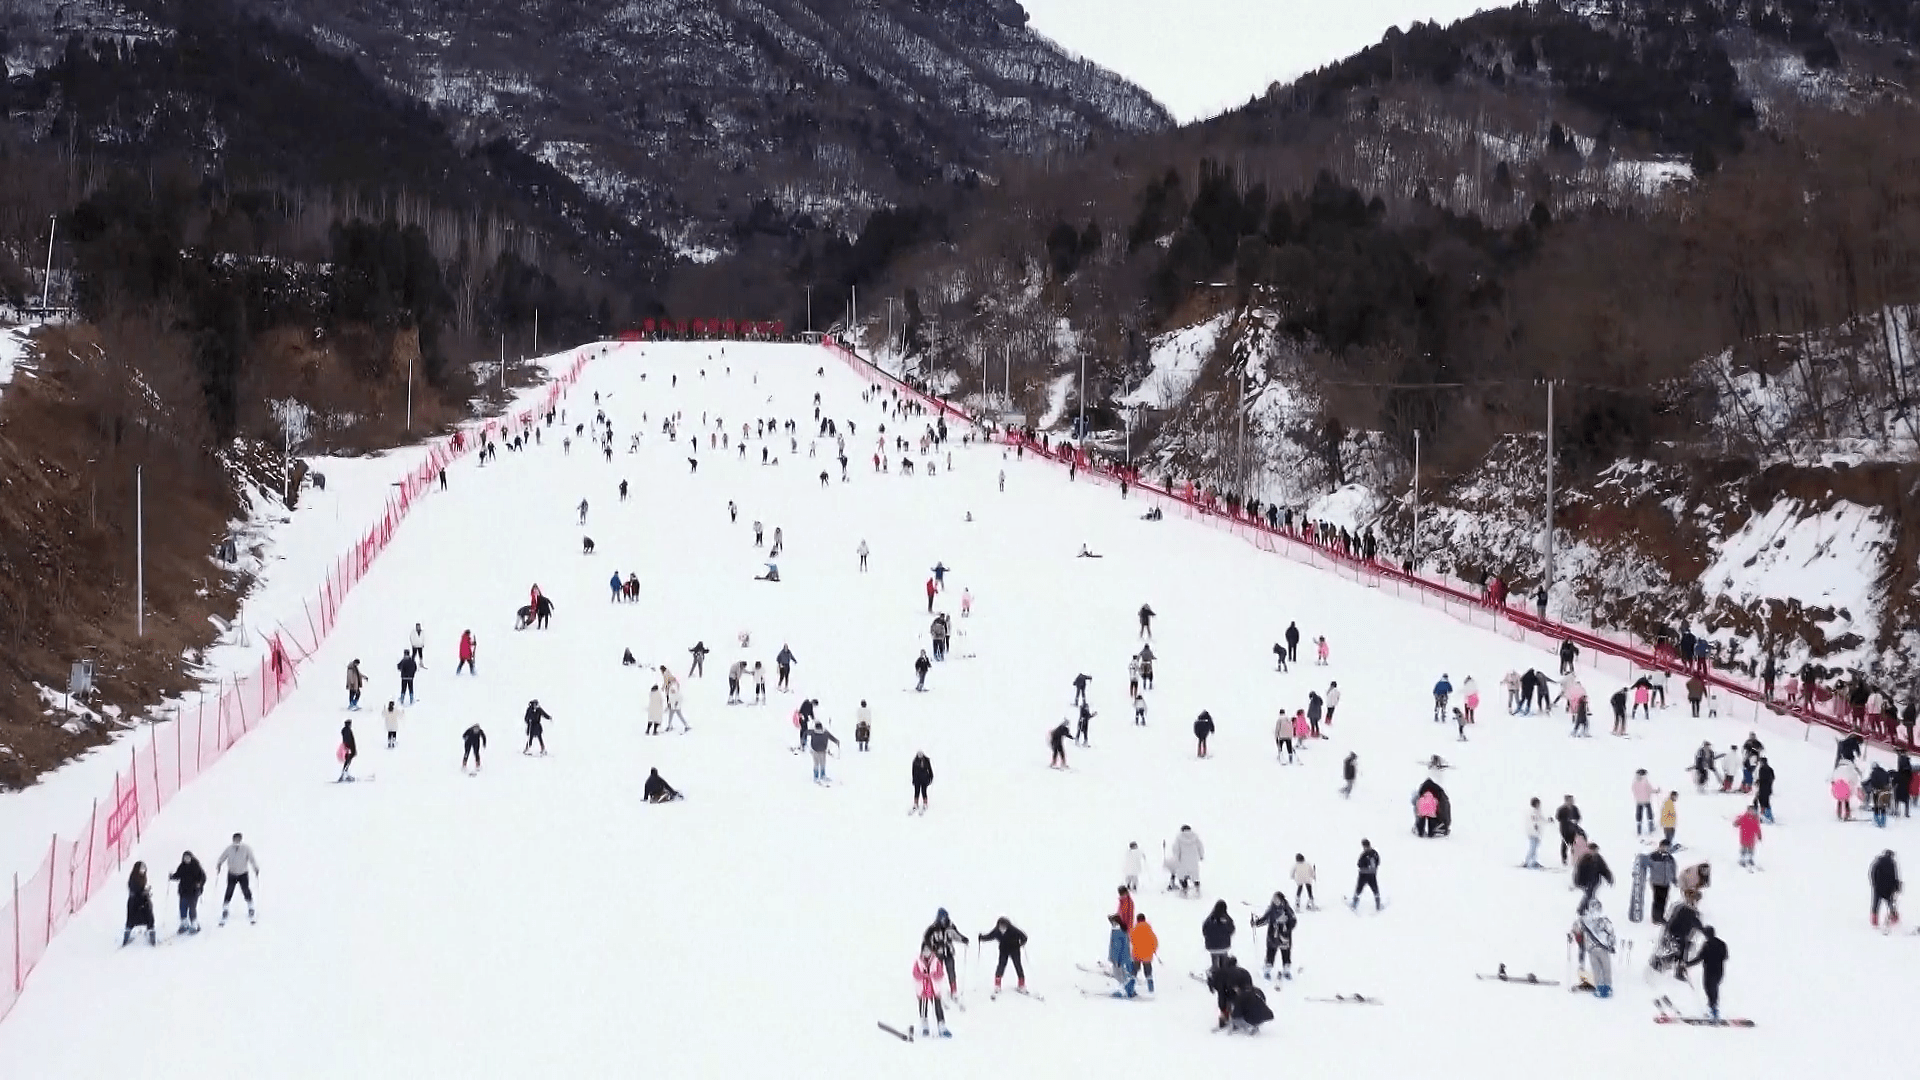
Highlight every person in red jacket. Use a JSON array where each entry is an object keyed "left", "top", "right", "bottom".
[
  {"left": 1116, "top": 885, "right": 1135, "bottom": 932},
  {"left": 457, "top": 630, "right": 476, "bottom": 675},
  {"left": 925, "top": 577, "right": 937, "bottom": 612},
  {"left": 1733, "top": 804, "right": 1763, "bottom": 869},
  {"left": 529, "top": 584, "right": 542, "bottom": 614}
]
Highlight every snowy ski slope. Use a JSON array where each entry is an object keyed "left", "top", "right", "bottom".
[{"left": 0, "top": 342, "right": 1903, "bottom": 1077}]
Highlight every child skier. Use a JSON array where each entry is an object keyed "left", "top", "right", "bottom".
[{"left": 913, "top": 945, "right": 951, "bottom": 1038}]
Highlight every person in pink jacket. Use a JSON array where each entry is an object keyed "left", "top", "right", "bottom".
[
  {"left": 1632, "top": 770, "right": 1658, "bottom": 835},
  {"left": 1833, "top": 776, "right": 1855, "bottom": 820},
  {"left": 1462, "top": 677, "right": 1481, "bottom": 724},
  {"left": 1415, "top": 790, "right": 1440, "bottom": 837},
  {"left": 1632, "top": 682, "right": 1652, "bottom": 720},
  {"left": 913, "top": 945, "right": 950, "bottom": 1038},
  {"left": 1293, "top": 711, "right": 1313, "bottom": 746},
  {"left": 1733, "top": 805, "right": 1762, "bottom": 868}
]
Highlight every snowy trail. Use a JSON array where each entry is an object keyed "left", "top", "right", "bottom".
[{"left": 0, "top": 342, "right": 1899, "bottom": 1077}]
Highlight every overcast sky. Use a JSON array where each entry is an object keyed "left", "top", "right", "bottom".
[{"left": 1019, "top": 0, "right": 1507, "bottom": 122}]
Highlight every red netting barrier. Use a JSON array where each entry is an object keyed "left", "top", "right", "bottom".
[
  {"left": 817, "top": 337, "right": 1903, "bottom": 751},
  {"left": 0, "top": 347, "right": 603, "bottom": 1021}
]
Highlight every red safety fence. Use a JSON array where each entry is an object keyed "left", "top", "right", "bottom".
[
  {"left": 818, "top": 336, "right": 1908, "bottom": 750},
  {"left": 0, "top": 346, "right": 604, "bottom": 1022}
]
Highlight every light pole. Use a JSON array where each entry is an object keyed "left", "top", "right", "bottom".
[
  {"left": 1077, "top": 349, "right": 1086, "bottom": 440},
  {"left": 850, "top": 286, "right": 858, "bottom": 345},
  {"left": 405, "top": 351, "right": 414, "bottom": 433},
  {"left": 805, "top": 286, "right": 813, "bottom": 333},
  {"left": 1543, "top": 379, "right": 1556, "bottom": 611},
  {"left": 1410, "top": 428, "right": 1421, "bottom": 568},
  {"left": 42, "top": 214, "right": 57, "bottom": 310},
  {"left": 135, "top": 465, "right": 144, "bottom": 637},
  {"left": 887, "top": 297, "right": 895, "bottom": 352}
]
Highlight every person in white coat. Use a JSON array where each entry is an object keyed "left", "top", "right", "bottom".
[
  {"left": 1325, "top": 682, "right": 1342, "bottom": 725},
  {"left": 1524, "top": 797, "right": 1546, "bottom": 868},
  {"left": 409, "top": 623, "right": 426, "bottom": 666},
  {"left": 1166, "top": 826, "right": 1204, "bottom": 894},
  {"left": 1291, "top": 854, "right": 1317, "bottom": 908},
  {"left": 1122, "top": 842, "right": 1145, "bottom": 891},
  {"left": 646, "top": 685, "right": 665, "bottom": 736},
  {"left": 383, "top": 701, "right": 404, "bottom": 749},
  {"left": 664, "top": 680, "right": 689, "bottom": 732}
]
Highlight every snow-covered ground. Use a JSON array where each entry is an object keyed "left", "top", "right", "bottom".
[
  {"left": 0, "top": 322, "right": 39, "bottom": 396},
  {"left": 0, "top": 341, "right": 1907, "bottom": 1076}
]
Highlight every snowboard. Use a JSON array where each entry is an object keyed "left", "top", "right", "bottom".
[
  {"left": 1479, "top": 969, "right": 1557, "bottom": 986},
  {"left": 1629, "top": 853, "right": 1649, "bottom": 923}
]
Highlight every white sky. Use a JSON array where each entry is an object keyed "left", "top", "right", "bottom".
[{"left": 1019, "top": 0, "right": 1508, "bottom": 122}]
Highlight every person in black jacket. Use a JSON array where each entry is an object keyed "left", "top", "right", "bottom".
[
  {"left": 462, "top": 723, "right": 487, "bottom": 773},
  {"left": 534, "top": 594, "right": 555, "bottom": 629},
  {"left": 1231, "top": 981, "right": 1274, "bottom": 1033},
  {"left": 1871, "top": 849, "right": 1901, "bottom": 927},
  {"left": 921, "top": 909, "right": 970, "bottom": 996},
  {"left": 688, "top": 641, "right": 708, "bottom": 677},
  {"left": 1049, "top": 721, "right": 1071, "bottom": 769},
  {"left": 167, "top": 852, "right": 207, "bottom": 934},
  {"left": 1285, "top": 622, "right": 1301, "bottom": 663},
  {"left": 1350, "top": 840, "right": 1381, "bottom": 910},
  {"left": 1202, "top": 900, "right": 1236, "bottom": 969},
  {"left": 1193, "top": 711, "right": 1215, "bottom": 758},
  {"left": 396, "top": 650, "right": 418, "bottom": 705},
  {"left": 1575, "top": 843, "right": 1613, "bottom": 910},
  {"left": 1204, "top": 956, "right": 1253, "bottom": 1030},
  {"left": 338, "top": 719, "right": 358, "bottom": 781},
  {"left": 1250, "top": 892, "right": 1297, "bottom": 980},
  {"left": 1686, "top": 927, "right": 1729, "bottom": 1019},
  {"left": 1646, "top": 841, "right": 1678, "bottom": 924},
  {"left": 1656, "top": 895, "right": 1703, "bottom": 979},
  {"left": 523, "top": 700, "right": 551, "bottom": 755},
  {"left": 978, "top": 917, "right": 1029, "bottom": 994},
  {"left": 1895, "top": 756, "right": 1913, "bottom": 820},
  {"left": 643, "top": 768, "right": 681, "bottom": 803},
  {"left": 914, "top": 651, "right": 932, "bottom": 691},
  {"left": 123, "top": 861, "right": 156, "bottom": 946},
  {"left": 1754, "top": 758, "right": 1777, "bottom": 823},
  {"left": 910, "top": 752, "right": 934, "bottom": 813},
  {"left": 1554, "top": 796, "right": 1582, "bottom": 865}
]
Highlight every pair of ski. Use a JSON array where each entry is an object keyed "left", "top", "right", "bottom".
[
  {"left": 1478, "top": 965, "right": 1557, "bottom": 986},
  {"left": 876, "top": 1022, "right": 947, "bottom": 1042},
  {"left": 1654, "top": 995, "right": 1753, "bottom": 1027}
]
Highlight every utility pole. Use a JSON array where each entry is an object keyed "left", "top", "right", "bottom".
[
  {"left": 887, "top": 297, "right": 895, "bottom": 352},
  {"left": 135, "top": 465, "right": 144, "bottom": 638},
  {"left": 850, "top": 286, "right": 857, "bottom": 343},
  {"left": 1077, "top": 349, "right": 1086, "bottom": 440},
  {"left": 1543, "top": 380, "right": 1556, "bottom": 610},
  {"left": 1411, "top": 429, "right": 1421, "bottom": 568},
  {"left": 806, "top": 286, "right": 813, "bottom": 333},
  {"left": 499, "top": 333, "right": 505, "bottom": 391},
  {"left": 533, "top": 309, "right": 539, "bottom": 358},
  {"left": 42, "top": 215, "right": 56, "bottom": 310},
  {"left": 405, "top": 351, "right": 414, "bottom": 433},
  {"left": 1004, "top": 344, "right": 1012, "bottom": 415}
]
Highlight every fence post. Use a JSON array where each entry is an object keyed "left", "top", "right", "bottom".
[
  {"left": 12, "top": 872, "right": 19, "bottom": 993},
  {"left": 84, "top": 799, "right": 97, "bottom": 901},
  {"left": 150, "top": 733, "right": 160, "bottom": 808},
  {"left": 176, "top": 714, "right": 183, "bottom": 791},
  {"left": 44, "top": 834, "right": 55, "bottom": 943},
  {"left": 129, "top": 747, "right": 141, "bottom": 843}
]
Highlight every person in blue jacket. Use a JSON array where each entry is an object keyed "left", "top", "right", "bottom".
[{"left": 1433, "top": 673, "right": 1454, "bottom": 722}]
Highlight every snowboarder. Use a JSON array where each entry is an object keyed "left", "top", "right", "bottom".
[
  {"left": 1350, "top": 839, "right": 1381, "bottom": 910},
  {"left": 913, "top": 944, "right": 952, "bottom": 1038},
  {"left": 1194, "top": 710, "right": 1215, "bottom": 757},
  {"left": 396, "top": 650, "right": 417, "bottom": 705},
  {"left": 383, "top": 701, "right": 403, "bottom": 748},
  {"left": 910, "top": 752, "right": 933, "bottom": 812},
  {"left": 643, "top": 768, "right": 682, "bottom": 803},
  {"left": 1168, "top": 826, "right": 1204, "bottom": 894},
  {"left": 462, "top": 723, "right": 487, "bottom": 772},
  {"left": 123, "top": 862, "right": 156, "bottom": 947},
  {"left": 216, "top": 833, "right": 258, "bottom": 924},
  {"left": 807, "top": 722, "right": 840, "bottom": 782},
  {"left": 338, "top": 719, "right": 358, "bottom": 780},
  {"left": 523, "top": 699, "right": 551, "bottom": 754},
  {"left": 1250, "top": 892, "right": 1297, "bottom": 980},
  {"left": 346, "top": 659, "right": 365, "bottom": 710},
  {"left": 979, "top": 918, "right": 1029, "bottom": 995},
  {"left": 167, "top": 852, "right": 206, "bottom": 934}
]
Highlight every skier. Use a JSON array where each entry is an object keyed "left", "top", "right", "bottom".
[
  {"left": 1432, "top": 673, "right": 1452, "bottom": 722},
  {"left": 1133, "top": 692, "right": 1147, "bottom": 726},
  {"left": 523, "top": 699, "right": 551, "bottom": 754},
  {"left": 1048, "top": 720, "right": 1071, "bottom": 768},
  {"left": 643, "top": 768, "right": 682, "bottom": 803},
  {"left": 1733, "top": 803, "right": 1762, "bottom": 868},
  {"left": 727, "top": 660, "right": 747, "bottom": 704},
  {"left": 1692, "top": 741, "right": 1717, "bottom": 793},
  {"left": 770, "top": 527, "right": 783, "bottom": 556},
  {"left": 1071, "top": 672, "right": 1092, "bottom": 706},
  {"left": 753, "top": 662, "right": 768, "bottom": 703},
  {"left": 1350, "top": 839, "right": 1381, "bottom": 910},
  {"left": 1250, "top": 892, "right": 1297, "bottom": 980},
  {"left": 1128, "top": 914, "right": 1159, "bottom": 994},
  {"left": 1555, "top": 795, "right": 1582, "bottom": 865},
  {"left": 1138, "top": 645, "right": 1156, "bottom": 689},
  {"left": 167, "top": 852, "right": 207, "bottom": 934},
  {"left": 1193, "top": 710, "right": 1214, "bottom": 757},
  {"left": 383, "top": 701, "right": 402, "bottom": 749},
  {"left": 807, "top": 722, "right": 840, "bottom": 783},
  {"left": 914, "top": 651, "right": 932, "bottom": 691},
  {"left": 1659, "top": 791, "right": 1679, "bottom": 845},
  {"left": 457, "top": 630, "right": 476, "bottom": 675},
  {"left": 776, "top": 645, "right": 796, "bottom": 691},
  {"left": 338, "top": 719, "right": 358, "bottom": 781},
  {"left": 925, "top": 576, "right": 938, "bottom": 613},
  {"left": 1274, "top": 710, "right": 1297, "bottom": 763},
  {"left": 1325, "top": 682, "right": 1341, "bottom": 726},
  {"left": 1315, "top": 636, "right": 1329, "bottom": 665},
  {"left": 663, "top": 679, "right": 688, "bottom": 732},
  {"left": 578, "top": 498, "right": 589, "bottom": 525},
  {"left": 123, "top": 861, "right": 157, "bottom": 947},
  {"left": 645, "top": 684, "right": 665, "bottom": 736},
  {"left": 961, "top": 588, "right": 972, "bottom": 617},
  {"left": 979, "top": 918, "right": 1029, "bottom": 996},
  {"left": 1167, "top": 826, "right": 1205, "bottom": 894},
  {"left": 533, "top": 593, "right": 554, "bottom": 629},
  {"left": 1632, "top": 770, "right": 1657, "bottom": 835},
  {"left": 1202, "top": 899, "right": 1236, "bottom": 970},
  {"left": 1204, "top": 956, "right": 1255, "bottom": 1031},
  {"left": 462, "top": 723, "right": 487, "bottom": 773},
  {"left": 688, "top": 641, "right": 708, "bottom": 677},
  {"left": 856, "top": 700, "right": 873, "bottom": 746},
  {"left": 1284, "top": 621, "right": 1300, "bottom": 662},
  {"left": 1524, "top": 797, "right": 1545, "bottom": 868},
  {"left": 1575, "top": 842, "right": 1614, "bottom": 910},
  {"left": 346, "top": 659, "right": 365, "bottom": 710},
  {"left": 1272, "top": 642, "right": 1289, "bottom": 672},
  {"left": 409, "top": 623, "right": 425, "bottom": 666},
  {"left": 910, "top": 752, "right": 933, "bottom": 812},
  {"left": 396, "top": 649, "right": 417, "bottom": 705},
  {"left": 1341, "top": 752, "right": 1358, "bottom": 797},
  {"left": 913, "top": 944, "right": 952, "bottom": 1038},
  {"left": 1122, "top": 842, "right": 1145, "bottom": 891},
  {"left": 1871, "top": 849, "right": 1902, "bottom": 927},
  {"left": 1574, "top": 900, "right": 1616, "bottom": 997},
  {"left": 1306, "top": 691, "right": 1324, "bottom": 738},
  {"left": 216, "top": 832, "right": 258, "bottom": 924},
  {"left": 921, "top": 909, "right": 969, "bottom": 997},
  {"left": 1559, "top": 639, "right": 1579, "bottom": 675},
  {"left": 1292, "top": 854, "right": 1316, "bottom": 908},
  {"left": 1686, "top": 927, "right": 1729, "bottom": 1020},
  {"left": 857, "top": 539, "right": 869, "bottom": 571},
  {"left": 754, "top": 520, "right": 764, "bottom": 546}
]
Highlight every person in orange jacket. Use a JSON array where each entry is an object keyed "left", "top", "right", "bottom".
[{"left": 1128, "top": 914, "right": 1159, "bottom": 995}]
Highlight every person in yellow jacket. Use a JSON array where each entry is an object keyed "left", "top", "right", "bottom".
[
  {"left": 1660, "top": 791, "right": 1679, "bottom": 845},
  {"left": 1128, "top": 914, "right": 1159, "bottom": 994}
]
